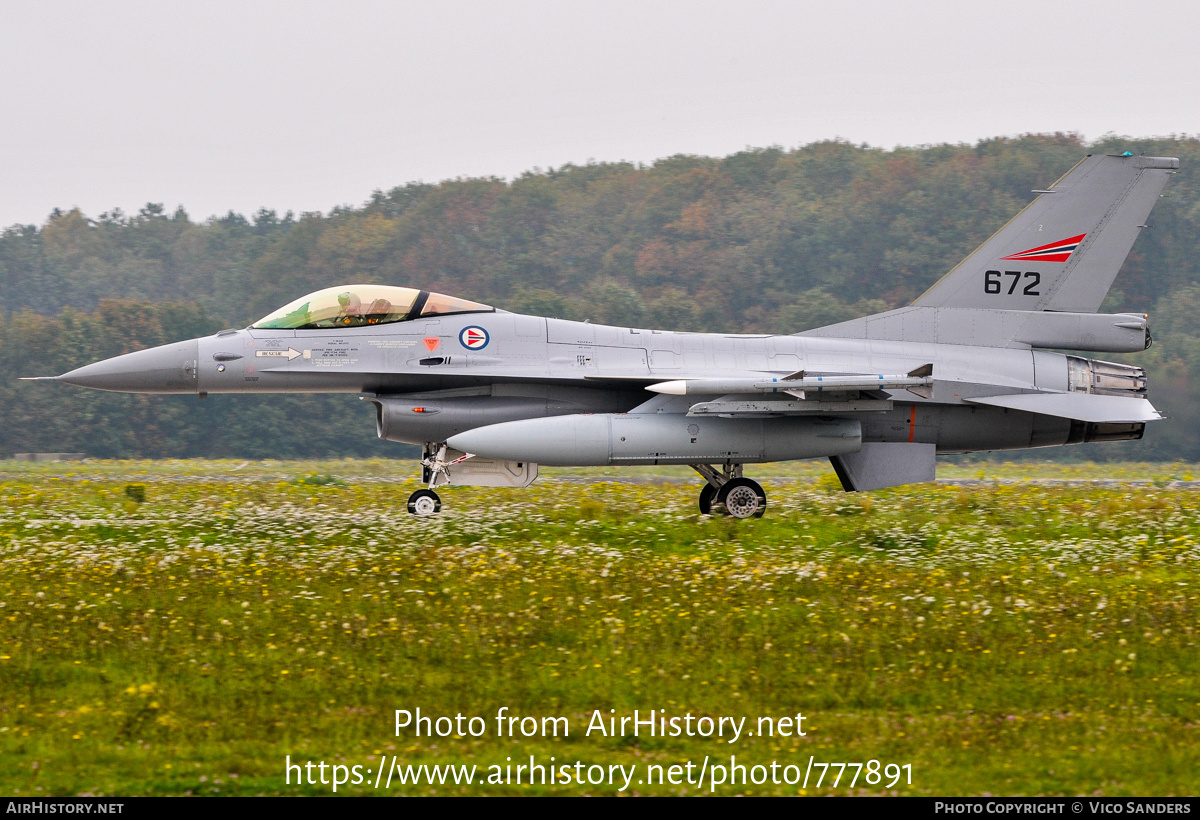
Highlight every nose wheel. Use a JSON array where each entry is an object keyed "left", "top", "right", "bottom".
[
  {"left": 408, "top": 443, "right": 479, "bottom": 516},
  {"left": 407, "top": 489, "right": 442, "bottom": 516},
  {"left": 691, "top": 464, "right": 767, "bottom": 519}
]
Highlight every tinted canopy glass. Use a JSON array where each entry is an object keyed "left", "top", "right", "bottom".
[{"left": 253, "top": 285, "right": 492, "bottom": 330}]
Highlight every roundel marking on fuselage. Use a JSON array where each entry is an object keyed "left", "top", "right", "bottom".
[{"left": 459, "top": 326, "right": 490, "bottom": 350}]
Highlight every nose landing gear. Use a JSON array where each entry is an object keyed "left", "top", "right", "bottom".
[
  {"left": 407, "top": 488, "right": 442, "bottom": 516},
  {"left": 407, "top": 443, "right": 475, "bottom": 516},
  {"left": 691, "top": 463, "right": 767, "bottom": 518}
]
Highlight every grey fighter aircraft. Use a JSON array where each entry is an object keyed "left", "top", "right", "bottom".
[{"left": 27, "top": 153, "right": 1177, "bottom": 517}]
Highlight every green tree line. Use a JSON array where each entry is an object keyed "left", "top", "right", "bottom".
[{"left": 3, "top": 133, "right": 1199, "bottom": 460}]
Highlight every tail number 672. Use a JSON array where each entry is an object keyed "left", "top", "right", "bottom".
[{"left": 985, "top": 270, "right": 1041, "bottom": 296}]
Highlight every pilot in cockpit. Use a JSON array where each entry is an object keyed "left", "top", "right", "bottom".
[
  {"left": 364, "top": 298, "right": 392, "bottom": 323},
  {"left": 336, "top": 291, "right": 396, "bottom": 325},
  {"left": 252, "top": 285, "right": 491, "bottom": 330},
  {"left": 336, "top": 291, "right": 362, "bottom": 324}
]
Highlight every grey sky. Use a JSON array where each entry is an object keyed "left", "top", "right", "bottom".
[{"left": 1, "top": 0, "right": 1197, "bottom": 227}]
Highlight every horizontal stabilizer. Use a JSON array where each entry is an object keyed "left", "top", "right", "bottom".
[
  {"left": 830, "top": 442, "right": 936, "bottom": 492},
  {"left": 965, "top": 393, "right": 1161, "bottom": 423}
]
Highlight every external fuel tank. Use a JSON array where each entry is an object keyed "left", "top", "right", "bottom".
[{"left": 446, "top": 413, "right": 862, "bottom": 467}]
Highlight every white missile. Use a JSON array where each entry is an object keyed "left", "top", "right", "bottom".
[{"left": 647, "top": 365, "right": 934, "bottom": 399}]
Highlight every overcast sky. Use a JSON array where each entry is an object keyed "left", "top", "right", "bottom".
[{"left": 1, "top": 0, "right": 1197, "bottom": 227}]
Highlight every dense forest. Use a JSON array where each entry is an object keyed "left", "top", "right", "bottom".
[{"left": 3, "top": 133, "right": 1199, "bottom": 461}]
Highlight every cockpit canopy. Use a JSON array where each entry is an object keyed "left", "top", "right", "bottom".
[{"left": 252, "top": 285, "right": 493, "bottom": 330}]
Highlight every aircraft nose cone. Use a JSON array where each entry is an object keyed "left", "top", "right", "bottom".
[{"left": 56, "top": 339, "right": 200, "bottom": 393}]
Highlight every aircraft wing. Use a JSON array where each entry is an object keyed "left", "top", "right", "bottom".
[{"left": 964, "top": 393, "right": 1161, "bottom": 423}]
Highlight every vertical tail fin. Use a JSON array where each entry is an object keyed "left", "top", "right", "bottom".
[{"left": 913, "top": 154, "right": 1177, "bottom": 313}]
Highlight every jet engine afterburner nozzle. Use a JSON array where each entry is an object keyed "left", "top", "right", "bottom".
[{"left": 54, "top": 339, "right": 201, "bottom": 394}]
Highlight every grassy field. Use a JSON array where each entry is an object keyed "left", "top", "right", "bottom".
[
  {"left": 0, "top": 460, "right": 1197, "bottom": 796},
  {"left": 1, "top": 456, "right": 1197, "bottom": 480}
]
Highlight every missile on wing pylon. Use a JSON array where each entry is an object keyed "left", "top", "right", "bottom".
[{"left": 647, "top": 364, "right": 934, "bottom": 400}]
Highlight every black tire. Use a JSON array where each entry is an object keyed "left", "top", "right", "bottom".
[
  {"left": 698, "top": 483, "right": 717, "bottom": 515},
  {"left": 407, "top": 489, "right": 442, "bottom": 516},
  {"left": 716, "top": 477, "right": 766, "bottom": 519}
]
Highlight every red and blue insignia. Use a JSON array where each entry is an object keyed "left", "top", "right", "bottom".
[
  {"left": 459, "top": 326, "right": 490, "bottom": 350},
  {"left": 1001, "top": 233, "right": 1086, "bottom": 263}
]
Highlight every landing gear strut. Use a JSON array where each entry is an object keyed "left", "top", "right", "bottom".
[
  {"left": 691, "top": 463, "right": 767, "bottom": 519},
  {"left": 407, "top": 443, "right": 474, "bottom": 516}
]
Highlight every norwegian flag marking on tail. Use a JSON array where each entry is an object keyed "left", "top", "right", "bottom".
[{"left": 1000, "top": 233, "right": 1086, "bottom": 264}]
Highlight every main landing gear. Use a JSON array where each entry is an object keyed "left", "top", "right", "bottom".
[
  {"left": 691, "top": 463, "right": 767, "bottom": 519},
  {"left": 407, "top": 443, "right": 474, "bottom": 517}
]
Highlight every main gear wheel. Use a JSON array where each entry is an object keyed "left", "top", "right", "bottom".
[{"left": 716, "top": 477, "right": 767, "bottom": 519}]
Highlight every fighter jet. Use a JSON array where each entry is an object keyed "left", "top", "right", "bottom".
[{"left": 27, "top": 153, "right": 1176, "bottom": 517}]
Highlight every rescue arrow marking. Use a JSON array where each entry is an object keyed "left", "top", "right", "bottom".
[{"left": 255, "top": 348, "right": 302, "bottom": 361}]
